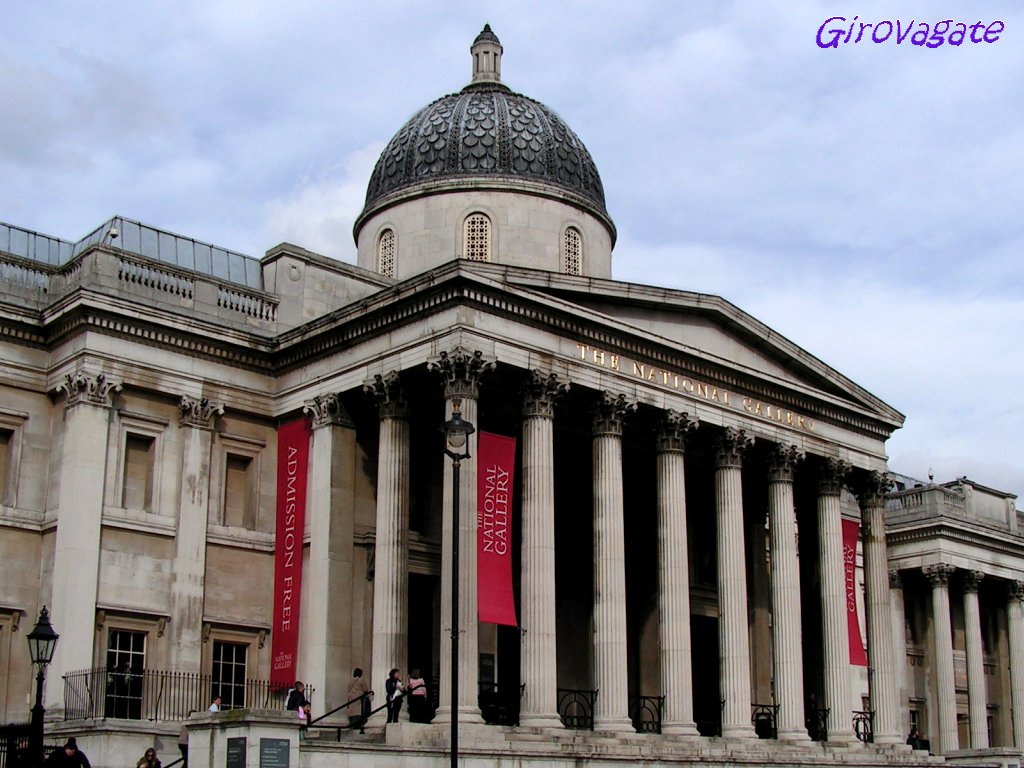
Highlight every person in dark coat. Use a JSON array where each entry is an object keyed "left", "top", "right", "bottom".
[
  {"left": 384, "top": 668, "right": 404, "bottom": 723},
  {"left": 43, "top": 738, "right": 92, "bottom": 768},
  {"left": 285, "top": 681, "right": 306, "bottom": 711}
]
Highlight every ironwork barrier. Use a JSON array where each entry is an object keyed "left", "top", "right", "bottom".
[
  {"left": 629, "top": 695, "right": 664, "bottom": 734},
  {"left": 306, "top": 691, "right": 377, "bottom": 738},
  {"left": 806, "top": 707, "right": 829, "bottom": 742},
  {"left": 0, "top": 723, "right": 61, "bottom": 768},
  {"left": 853, "top": 710, "right": 874, "bottom": 743},
  {"left": 557, "top": 689, "right": 598, "bottom": 731},
  {"left": 478, "top": 683, "right": 523, "bottom": 726},
  {"left": 751, "top": 703, "right": 779, "bottom": 739},
  {"left": 62, "top": 669, "right": 313, "bottom": 722}
]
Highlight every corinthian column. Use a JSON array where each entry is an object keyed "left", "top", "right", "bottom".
[
  {"left": 519, "top": 371, "right": 569, "bottom": 728},
  {"left": 856, "top": 471, "right": 901, "bottom": 744},
  {"left": 303, "top": 393, "right": 357, "bottom": 713},
  {"left": 48, "top": 372, "right": 121, "bottom": 706},
  {"left": 428, "top": 348, "right": 495, "bottom": 723},
  {"left": 817, "top": 458, "right": 853, "bottom": 742},
  {"left": 1008, "top": 582, "right": 1024, "bottom": 748},
  {"left": 963, "top": 570, "right": 988, "bottom": 748},
  {"left": 715, "top": 427, "right": 756, "bottom": 739},
  {"left": 889, "top": 569, "right": 910, "bottom": 737},
  {"left": 362, "top": 374, "right": 411, "bottom": 708},
  {"left": 657, "top": 410, "right": 699, "bottom": 736},
  {"left": 766, "top": 444, "right": 807, "bottom": 741},
  {"left": 171, "top": 395, "right": 223, "bottom": 672},
  {"left": 924, "top": 563, "right": 958, "bottom": 754},
  {"left": 591, "top": 392, "right": 636, "bottom": 732}
]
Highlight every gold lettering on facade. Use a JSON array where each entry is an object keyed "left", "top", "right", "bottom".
[{"left": 609, "top": 354, "right": 620, "bottom": 371}]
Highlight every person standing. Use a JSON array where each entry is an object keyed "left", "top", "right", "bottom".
[
  {"left": 406, "top": 669, "right": 428, "bottom": 723},
  {"left": 346, "top": 668, "right": 371, "bottom": 729},
  {"left": 135, "top": 748, "right": 161, "bottom": 768},
  {"left": 285, "top": 681, "right": 306, "bottom": 711},
  {"left": 208, "top": 696, "right": 222, "bottom": 712},
  {"left": 384, "top": 668, "right": 404, "bottom": 723},
  {"left": 43, "top": 738, "right": 91, "bottom": 768}
]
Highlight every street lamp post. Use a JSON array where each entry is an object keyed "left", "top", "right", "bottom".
[
  {"left": 27, "top": 606, "right": 60, "bottom": 765},
  {"left": 442, "top": 398, "right": 474, "bottom": 768}
]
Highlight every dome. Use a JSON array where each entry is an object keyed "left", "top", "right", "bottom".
[{"left": 355, "top": 27, "right": 613, "bottom": 241}]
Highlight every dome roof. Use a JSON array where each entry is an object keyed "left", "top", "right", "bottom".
[{"left": 356, "top": 27, "right": 613, "bottom": 239}]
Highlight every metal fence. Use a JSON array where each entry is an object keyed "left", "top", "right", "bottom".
[
  {"left": 557, "top": 688, "right": 598, "bottom": 731},
  {"left": 629, "top": 695, "right": 664, "bottom": 734},
  {"left": 62, "top": 669, "right": 310, "bottom": 722},
  {"left": 0, "top": 723, "right": 61, "bottom": 768}
]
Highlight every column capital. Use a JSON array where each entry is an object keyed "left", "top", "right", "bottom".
[
  {"left": 363, "top": 371, "right": 408, "bottom": 420},
  {"left": 655, "top": 409, "right": 698, "bottom": 453},
  {"left": 963, "top": 570, "right": 985, "bottom": 593},
  {"left": 522, "top": 370, "right": 570, "bottom": 419},
  {"left": 888, "top": 568, "right": 902, "bottom": 589},
  {"left": 923, "top": 562, "right": 956, "bottom": 587},
  {"left": 854, "top": 470, "right": 893, "bottom": 508},
  {"left": 57, "top": 371, "right": 122, "bottom": 408},
  {"left": 427, "top": 346, "right": 496, "bottom": 399},
  {"left": 766, "top": 443, "right": 804, "bottom": 482},
  {"left": 179, "top": 395, "right": 224, "bottom": 429},
  {"left": 303, "top": 392, "right": 354, "bottom": 429},
  {"left": 1009, "top": 581, "right": 1024, "bottom": 603},
  {"left": 591, "top": 391, "right": 636, "bottom": 437},
  {"left": 817, "top": 458, "right": 851, "bottom": 496},
  {"left": 714, "top": 427, "right": 752, "bottom": 468}
]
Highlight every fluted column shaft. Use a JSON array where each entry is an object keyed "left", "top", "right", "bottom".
[
  {"left": 1008, "top": 582, "right": 1024, "bottom": 748},
  {"left": 889, "top": 570, "right": 910, "bottom": 737},
  {"left": 858, "top": 473, "right": 901, "bottom": 743},
  {"left": 715, "top": 428, "right": 756, "bottom": 739},
  {"left": 657, "top": 411, "right": 699, "bottom": 736},
  {"left": 591, "top": 393, "right": 635, "bottom": 731},
  {"left": 963, "top": 571, "right": 988, "bottom": 748},
  {"left": 817, "top": 460, "right": 853, "bottom": 742},
  {"left": 925, "top": 563, "right": 958, "bottom": 754},
  {"left": 767, "top": 445, "right": 807, "bottom": 741},
  {"left": 519, "top": 372, "right": 568, "bottom": 727}
]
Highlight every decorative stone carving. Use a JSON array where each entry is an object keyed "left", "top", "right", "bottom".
[
  {"left": 854, "top": 470, "right": 893, "bottom": 508},
  {"left": 363, "top": 372, "right": 408, "bottom": 420},
  {"left": 817, "top": 458, "right": 851, "bottom": 496},
  {"left": 923, "top": 563, "right": 956, "bottom": 586},
  {"left": 522, "top": 370, "right": 569, "bottom": 418},
  {"left": 427, "top": 347, "right": 496, "bottom": 399},
  {"left": 303, "top": 392, "right": 353, "bottom": 429},
  {"left": 179, "top": 395, "right": 224, "bottom": 428},
  {"left": 713, "top": 427, "right": 753, "bottom": 468},
  {"left": 591, "top": 391, "right": 636, "bottom": 436},
  {"left": 766, "top": 444, "right": 804, "bottom": 483},
  {"left": 889, "top": 568, "right": 902, "bottom": 589},
  {"left": 655, "top": 410, "right": 698, "bottom": 453},
  {"left": 57, "top": 372, "right": 122, "bottom": 407},
  {"left": 1009, "top": 581, "right": 1024, "bottom": 603},
  {"left": 963, "top": 570, "right": 985, "bottom": 593}
]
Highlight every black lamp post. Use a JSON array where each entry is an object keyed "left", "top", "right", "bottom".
[
  {"left": 442, "top": 398, "right": 474, "bottom": 768},
  {"left": 27, "top": 606, "right": 59, "bottom": 765}
]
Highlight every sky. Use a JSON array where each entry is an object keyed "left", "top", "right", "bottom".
[{"left": 3, "top": 1, "right": 1022, "bottom": 498}]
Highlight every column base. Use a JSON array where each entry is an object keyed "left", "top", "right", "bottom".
[
  {"left": 430, "top": 704, "right": 484, "bottom": 725},
  {"left": 593, "top": 717, "right": 635, "bottom": 733},
  {"left": 660, "top": 721, "right": 700, "bottom": 737},
  {"left": 872, "top": 732, "right": 904, "bottom": 745},
  {"left": 720, "top": 723, "right": 757, "bottom": 740},
  {"left": 776, "top": 727, "right": 810, "bottom": 742},
  {"left": 518, "top": 713, "right": 564, "bottom": 729}
]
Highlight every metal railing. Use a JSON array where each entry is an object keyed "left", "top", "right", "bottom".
[
  {"left": 806, "top": 707, "right": 829, "bottom": 742},
  {"left": 63, "top": 668, "right": 311, "bottom": 722},
  {"left": 853, "top": 709, "right": 874, "bottom": 743},
  {"left": 305, "top": 691, "right": 376, "bottom": 738},
  {"left": 0, "top": 723, "right": 61, "bottom": 768},
  {"left": 478, "top": 682, "right": 523, "bottom": 726},
  {"left": 751, "top": 703, "right": 779, "bottom": 739},
  {"left": 629, "top": 695, "right": 664, "bottom": 734},
  {"left": 557, "top": 688, "right": 598, "bottom": 731}
]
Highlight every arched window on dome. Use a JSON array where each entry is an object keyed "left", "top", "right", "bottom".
[
  {"left": 562, "top": 226, "right": 582, "bottom": 275},
  {"left": 463, "top": 213, "right": 491, "bottom": 262},
  {"left": 377, "top": 228, "right": 396, "bottom": 278}
]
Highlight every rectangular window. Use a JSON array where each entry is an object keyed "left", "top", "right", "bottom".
[
  {"left": 105, "top": 629, "right": 146, "bottom": 719},
  {"left": 223, "top": 454, "right": 254, "bottom": 528},
  {"left": 122, "top": 434, "right": 156, "bottom": 510},
  {"left": 212, "top": 640, "right": 247, "bottom": 710},
  {"left": 0, "top": 429, "right": 11, "bottom": 502}
]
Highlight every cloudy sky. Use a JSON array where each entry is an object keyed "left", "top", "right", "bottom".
[{"left": 4, "top": 1, "right": 1022, "bottom": 497}]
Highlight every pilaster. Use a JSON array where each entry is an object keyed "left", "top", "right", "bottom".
[
  {"left": 656, "top": 410, "right": 699, "bottom": 736},
  {"left": 519, "top": 370, "right": 569, "bottom": 728},
  {"left": 714, "top": 427, "right": 756, "bottom": 739},
  {"left": 924, "top": 562, "right": 958, "bottom": 753},
  {"left": 48, "top": 372, "right": 121, "bottom": 703},
  {"left": 302, "top": 392, "right": 357, "bottom": 713}
]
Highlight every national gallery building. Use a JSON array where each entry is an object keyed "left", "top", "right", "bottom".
[{"left": 1, "top": 26, "right": 1022, "bottom": 768}]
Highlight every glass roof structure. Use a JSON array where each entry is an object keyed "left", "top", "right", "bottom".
[{"left": 0, "top": 217, "right": 263, "bottom": 290}]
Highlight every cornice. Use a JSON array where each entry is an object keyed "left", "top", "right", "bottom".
[{"left": 887, "top": 518, "right": 1024, "bottom": 558}]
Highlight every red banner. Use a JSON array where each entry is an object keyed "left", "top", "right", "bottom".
[
  {"left": 270, "top": 417, "right": 311, "bottom": 688},
  {"left": 842, "top": 518, "right": 869, "bottom": 666},
  {"left": 477, "top": 432, "right": 517, "bottom": 626}
]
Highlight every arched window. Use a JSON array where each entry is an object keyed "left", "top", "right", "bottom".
[
  {"left": 377, "top": 229, "right": 396, "bottom": 278},
  {"left": 562, "top": 226, "right": 582, "bottom": 275},
  {"left": 463, "top": 213, "right": 491, "bottom": 262}
]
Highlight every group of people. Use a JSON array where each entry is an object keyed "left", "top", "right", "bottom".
[
  {"left": 343, "top": 666, "right": 431, "bottom": 728},
  {"left": 41, "top": 739, "right": 160, "bottom": 768}
]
